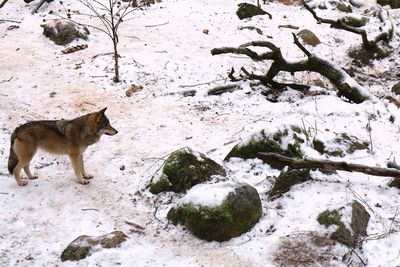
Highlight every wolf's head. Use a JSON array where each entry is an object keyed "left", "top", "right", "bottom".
[{"left": 95, "top": 108, "right": 118, "bottom": 136}]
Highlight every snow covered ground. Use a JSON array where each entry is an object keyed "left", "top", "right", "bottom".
[{"left": 1, "top": 0, "right": 400, "bottom": 266}]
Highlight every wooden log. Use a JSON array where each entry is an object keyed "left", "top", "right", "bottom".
[{"left": 258, "top": 152, "right": 400, "bottom": 179}]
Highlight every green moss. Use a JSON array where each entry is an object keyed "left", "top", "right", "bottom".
[
  {"left": 224, "top": 127, "right": 305, "bottom": 169},
  {"left": 148, "top": 174, "right": 171, "bottom": 194},
  {"left": 61, "top": 245, "right": 90, "bottom": 262},
  {"left": 330, "top": 224, "right": 356, "bottom": 247},
  {"left": 336, "top": 3, "right": 352, "bottom": 13},
  {"left": 269, "top": 168, "right": 311, "bottom": 198},
  {"left": 236, "top": 3, "right": 269, "bottom": 20},
  {"left": 342, "top": 16, "right": 368, "bottom": 28},
  {"left": 168, "top": 183, "right": 262, "bottom": 242},
  {"left": 149, "top": 148, "right": 226, "bottom": 194},
  {"left": 317, "top": 209, "right": 342, "bottom": 227}
]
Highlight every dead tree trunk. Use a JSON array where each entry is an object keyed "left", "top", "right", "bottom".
[{"left": 211, "top": 34, "right": 371, "bottom": 103}]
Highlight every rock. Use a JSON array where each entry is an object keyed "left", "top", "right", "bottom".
[
  {"left": 351, "top": 201, "right": 370, "bottom": 239},
  {"left": 61, "top": 231, "right": 127, "bottom": 261},
  {"left": 313, "top": 133, "right": 369, "bottom": 157},
  {"left": 167, "top": 182, "right": 262, "bottom": 242},
  {"left": 269, "top": 168, "right": 312, "bottom": 198},
  {"left": 148, "top": 147, "right": 226, "bottom": 194},
  {"left": 378, "top": 0, "right": 400, "bottom": 8},
  {"left": 236, "top": 3, "right": 271, "bottom": 20},
  {"left": 225, "top": 126, "right": 305, "bottom": 169},
  {"left": 317, "top": 201, "right": 370, "bottom": 248},
  {"left": 342, "top": 16, "right": 368, "bottom": 27},
  {"left": 392, "top": 82, "right": 400, "bottom": 95},
  {"left": 297, "top": 29, "right": 321, "bottom": 47},
  {"left": 41, "top": 19, "right": 90, "bottom": 45},
  {"left": 336, "top": 3, "right": 352, "bottom": 12}
]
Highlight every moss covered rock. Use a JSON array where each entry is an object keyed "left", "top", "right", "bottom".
[
  {"left": 167, "top": 182, "right": 262, "bottom": 242},
  {"left": 148, "top": 148, "right": 226, "bottom": 194},
  {"left": 342, "top": 16, "right": 368, "bottom": 28},
  {"left": 269, "top": 168, "right": 312, "bottom": 198},
  {"left": 61, "top": 231, "right": 127, "bottom": 261},
  {"left": 225, "top": 126, "right": 305, "bottom": 169},
  {"left": 236, "top": 3, "right": 271, "bottom": 20},
  {"left": 317, "top": 201, "right": 370, "bottom": 248},
  {"left": 313, "top": 133, "right": 369, "bottom": 157}
]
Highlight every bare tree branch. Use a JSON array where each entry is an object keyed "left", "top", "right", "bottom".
[{"left": 212, "top": 35, "right": 371, "bottom": 103}]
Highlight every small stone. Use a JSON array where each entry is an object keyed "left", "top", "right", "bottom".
[
  {"left": 391, "top": 82, "right": 400, "bottom": 95},
  {"left": 297, "top": 29, "right": 321, "bottom": 47}
]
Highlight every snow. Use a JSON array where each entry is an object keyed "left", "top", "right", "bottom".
[
  {"left": 1, "top": 0, "right": 400, "bottom": 266},
  {"left": 179, "top": 181, "right": 238, "bottom": 208}
]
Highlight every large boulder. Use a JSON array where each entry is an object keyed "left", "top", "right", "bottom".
[
  {"left": 61, "top": 231, "right": 127, "bottom": 261},
  {"left": 41, "top": 19, "right": 90, "bottom": 45},
  {"left": 167, "top": 182, "right": 262, "bottom": 242},
  {"left": 225, "top": 126, "right": 305, "bottom": 169},
  {"left": 148, "top": 148, "right": 226, "bottom": 194}
]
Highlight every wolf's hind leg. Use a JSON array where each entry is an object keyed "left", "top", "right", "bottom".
[{"left": 13, "top": 139, "right": 36, "bottom": 186}]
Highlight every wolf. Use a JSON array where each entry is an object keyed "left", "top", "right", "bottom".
[{"left": 7, "top": 108, "right": 118, "bottom": 186}]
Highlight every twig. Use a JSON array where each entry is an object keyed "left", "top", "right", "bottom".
[
  {"left": 179, "top": 78, "right": 225, "bottom": 88},
  {"left": 32, "top": 0, "right": 47, "bottom": 14},
  {"left": 0, "top": 19, "right": 21, "bottom": 23},
  {"left": 0, "top": 76, "right": 13, "bottom": 84},
  {"left": 91, "top": 52, "right": 114, "bottom": 61},
  {"left": 0, "top": 192, "right": 9, "bottom": 195},
  {"left": 145, "top": 21, "right": 169, "bottom": 28},
  {"left": 278, "top": 24, "right": 299, "bottom": 30},
  {"left": 387, "top": 161, "right": 400, "bottom": 170},
  {"left": 125, "top": 220, "right": 145, "bottom": 230},
  {"left": 81, "top": 208, "right": 99, "bottom": 211}
]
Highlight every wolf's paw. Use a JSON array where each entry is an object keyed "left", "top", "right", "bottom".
[
  {"left": 78, "top": 180, "right": 90, "bottom": 185},
  {"left": 29, "top": 175, "right": 39, "bottom": 180},
  {"left": 17, "top": 180, "right": 28, "bottom": 186},
  {"left": 83, "top": 173, "right": 94, "bottom": 180}
]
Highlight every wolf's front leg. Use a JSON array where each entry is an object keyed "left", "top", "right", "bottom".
[
  {"left": 69, "top": 153, "right": 89, "bottom": 185},
  {"left": 79, "top": 154, "right": 93, "bottom": 180}
]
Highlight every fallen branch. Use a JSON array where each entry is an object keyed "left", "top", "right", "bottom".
[
  {"left": 81, "top": 208, "right": 99, "bottom": 211},
  {"left": 125, "top": 220, "right": 145, "bottom": 230},
  {"left": 211, "top": 35, "right": 370, "bottom": 103},
  {"left": 208, "top": 84, "right": 241, "bottom": 95},
  {"left": 258, "top": 152, "right": 400, "bottom": 187},
  {"left": 301, "top": 0, "right": 393, "bottom": 58},
  {"left": 0, "top": 19, "right": 21, "bottom": 23},
  {"left": 0, "top": 0, "right": 9, "bottom": 9},
  {"left": 32, "top": 0, "right": 47, "bottom": 14},
  {"left": 0, "top": 76, "right": 13, "bottom": 84}
]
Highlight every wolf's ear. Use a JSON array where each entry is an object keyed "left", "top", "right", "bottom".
[{"left": 99, "top": 108, "right": 107, "bottom": 115}]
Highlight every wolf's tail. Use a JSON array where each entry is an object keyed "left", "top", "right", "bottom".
[{"left": 7, "top": 132, "right": 18, "bottom": 174}]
